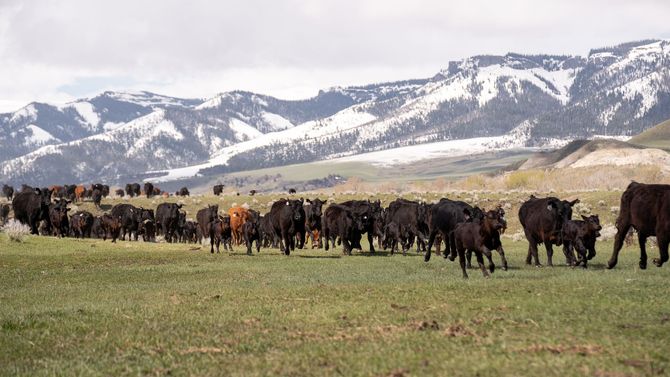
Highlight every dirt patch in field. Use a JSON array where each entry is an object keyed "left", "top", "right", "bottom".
[{"left": 517, "top": 343, "right": 602, "bottom": 356}]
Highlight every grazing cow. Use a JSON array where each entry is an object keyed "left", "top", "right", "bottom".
[
  {"left": 115, "top": 189, "right": 125, "bottom": 198},
  {"left": 608, "top": 182, "right": 670, "bottom": 269},
  {"left": 562, "top": 215, "right": 602, "bottom": 268},
  {"left": 249, "top": 189, "right": 257, "bottom": 196},
  {"left": 143, "top": 183, "right": 155, "bottom": 198},
  {"left": 70, "top": 211, "right": 94, "bottom": 238},
  {"left": 242, "top": 211, "right": 262, "bottom": 255},
  {"left": 74, "top": 185, "right": 86, "bottom": 202},
  {"left": 453, "top": 209, "right": 505, "bottom": 279},
  {"left": 322, "top": 204, "right": 367, "bottom": 255},
  {"left": 12, "top": 188, "right": 52, "bottom": 234},
  {"left": 196, "top": 205, "right": 219, "bottom": 243},
  {"left": 101, "top": 185, "right": 110, "bottom": 197},
  {"left": 2, "top": 184, "right": 14, "bottom": 201},
  {"left": 288, "top": 188, "right": 297, "bottom": 195},
  {"left": 0, "top": 204, "right": 10, "bottom": 225},
  {"left": 111, "top": 204, "right": 151, "bottom": 241},
  {"left": 91, "top": 189, "right": 103, "bottom": 209},
  {"left": 267, "top": 199, "right": 305, "bottom": 255},
  {"left": 48, "top": 199, "right": 70, "bottom": 238},
  {"left": 99, "top": 213, "right": 122, "bottom": 242},
  {"left": 340, "top": 199, "right": 383, "bottom": 252},
  {"left": 424, "top": 198, "right": 482, "bottom": 262},
  {"left": 518, "top": 196, "right": 579, "bottom": 267},
  {"left": 303, "top": 198, "right": 325, "bottom": 248},
  {"left": 155, "top": 203, "right": 183, "bottom": 243},
  {"left": 382, "top": 221, "right": 411, "bottom": 255},
  {"left": 210, "top": 215, "right": 232, "bottom": 253},
  {"left": 138, "top": 219, "right": 156, "bottom": 242},
  {"left": 176, "top": 187, "right": 189, "bottom": 196},
  {"left": 213, "top": 184, "right": 224, "bottom": 196},
  {"left": 229, "top": 206, "right": 250, "bottom": 245}
]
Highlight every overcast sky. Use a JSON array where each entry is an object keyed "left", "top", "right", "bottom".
[{"left": 1, "top": 0, "right": 669, "bottom": 112}]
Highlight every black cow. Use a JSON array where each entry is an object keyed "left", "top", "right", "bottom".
[
  {"left": 101, "top": 185, "right": 110, "bottom": 197},
  {"left": 196, "top": 205, "right": 219, "bottom": 243},
  {"left": 138, "top": 219, "right": 156, "bottom": 242},
  {"left": 288, "top": 188, "right": 297, "bottom": 194},
  {"left": 465, "top": 205, "right": 509, "bottom": 271},
  {"left": 12, "top": 188, "right": 52, "bottom": 234},
  {"left": 386, "top": 198, "right": 429, "bottom": 252},
  {"left": 70, "top": 211, "right": 94, "bottom": 238},
  {"left": 48, "top": 199, "right": 70, "bottom": 238},
  {"left": 453, "top": 209, "right": 505, "bottom": 279},
  {"left": 2, "top": 184, "right": 14, "bottom": 201},
  {"left": 249, "top": 189, "right": 257, "bottom": 196},
  {"left": 304, "top": 198, "right": 325, "bottom": 248},
  {"left": 144, "top": 183, "right": 154, "bottom": 198},
  {"left": 0, "top": 204, "right": 10, "bottom": 225},
  {"left": 259, "top": 214, "right": 278, "bottom": 248},
  {"left": 155, "top": 203, "right": 183, "bottom": 242},
  {"left": 562, "top": 215, "right": 602, "bottom": 268},
  {"left": 91, "top": 189, "right": 102, "bottom": 209},
  {"left": 267, "top": 199, "right": 305, "bottom": 255},
  {"left": 115, "top": 188, "right": 125, "bottom": 198},
  {"left": 111, "top": 204, "right": 152, "bottom": 241},
  {"left": 382, "top": 221, "right": 410, "bottom": 255},
  {"left": 181, "top": 221, "right": 198, "bottom": 243},
  {"left": 176, "top": 187, "right": 189, "bottom": 197},
  {"left": 340, "top": 199, "right": 383, "bottom": 252},
  {"left": 322, "top": 204, "right": 366, "bottom": 255},
  {"left": 424, "top": 198, "right": 482, "bottom": 262},
  {"left": 518, "top": 196, "right": 579, "bottom": 267},
  {"left": 20, "top": 184, "right": 34, "bottom": 193},
  {"left": 210, "top": 215, "right": 232, "bottom": 253},
  {"left": 213, "top": 184, "right": 224, "bottom": 196},
  {"left": 125, "top": 183, "right": 141, "bottom": 198},
  {"left": 608, "top": 182, "right": 670, "bottom": 269},
  {"left": 64, "top": 185, "right": 77, "bottom": 201},
  {"left": 242, "top": 211, "right": 262, "bottom": 255},
  {"left": 99, "top": 213, "right": 122, "bottom": 242}
]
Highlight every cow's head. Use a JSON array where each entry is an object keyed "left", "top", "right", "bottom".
[{"left": 582, "top": 214, "right": 602, "bottom": 236}]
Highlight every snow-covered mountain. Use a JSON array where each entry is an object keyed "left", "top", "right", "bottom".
[{"left": 1, "top": 39, "right": 669, "bottom": 186}]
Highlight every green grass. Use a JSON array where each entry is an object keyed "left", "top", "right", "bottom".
[{"left": 1, "top": 234, "right": 669, "bottom": 376}]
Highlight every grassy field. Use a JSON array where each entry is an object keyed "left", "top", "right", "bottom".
[{"left": 1, "top": 232, "right": 670, "bottom": 376}]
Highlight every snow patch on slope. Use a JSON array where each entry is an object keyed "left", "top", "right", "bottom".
[
  {"left": 24, "top": 125, "right": 59, "bottom": 145},
  {"left": 229, "top": 118, "right": 263, "bottom": 141},
  {"left": 262, "top": 112, "right": 294, "bottom": 131},
  {"left": 70, "top": 101, "right": 100, "bottom": 130}
]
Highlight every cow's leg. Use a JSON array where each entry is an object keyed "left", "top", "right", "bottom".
[
  {"left": 638, "top": 234, "right": 648, "bottom": 269},
  {"left": 607, "top": 222, "right": 630, "bottom": 269},
  {"left": 526, "top": 236, "right": 541, "bottom": 267},
  {"left": 653, "top": 234, "right": 669, "bottom": 267},
  {"left": 458, "top": 247, "right": 468, "bottom": 279},
  {"left": 281, "top": 229, "right": 291, "bottom": 256},
  {"left": 256, "top": 238, "right": 261, "bottom": 253},
  {"left": 496, "top": 246, "right": 508, "bottom": 271},
  {"left": 343, "top": 238, "right": 352, "bottom": 255},
  {"left": 474, "top": 248, "right": 491, "bottom": 278},
  {"left": 367, "top": 231, "right": 376, "bottom": 253},
  {"left": 210, "top": 237, "right": 215, "bottom": 253},
  {"left": 466, "top": 249, "right": 473, "bottom": 269},
  {"left": 448, "top": 232, "right": 457, "bottom": 261},
  {"left": 424, "top": 229, "right": 438, "bottom": 262},
  {"left": 545, "top": 242, "right": 555, "bottom": 267},
  {"left": 483, "top": 246, "right": 495, "bottom": 273}
]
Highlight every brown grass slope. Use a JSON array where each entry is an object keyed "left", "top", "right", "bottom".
[{"left": 629, "top": 117, "right": 670, "bottom": 150}]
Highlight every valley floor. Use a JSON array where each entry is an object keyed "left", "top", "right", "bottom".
[{"left": 1, "top": 236, "right": 669, "bottom": 376}]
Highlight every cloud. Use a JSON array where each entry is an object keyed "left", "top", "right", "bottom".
[{"left": 1, "top": 0, "right": 669, "bottom": 112}]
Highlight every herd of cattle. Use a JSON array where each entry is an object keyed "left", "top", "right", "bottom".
[{"left": 1, "top": 181, "right": 669, "bottom": 278}]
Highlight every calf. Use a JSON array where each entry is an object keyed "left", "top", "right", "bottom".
[
  {"left": 242, "top": 212, "right": 261, "bottom": 255},
  {"left": 100, "top": 213, "right": 122, "bottom": 242},
  {"left": 176, "top": 187, "right": 190, "bottom": 196},
  {"left": 322, "top": 204, "right": 366, "bottom": 255},
  {"left": 115, "top": 188, "right": 125, "bottom": 198},
  {"left": 608, "top": 182, "right": 670, "bottom": 269},
  {"left": 518, "top": 196, "right": 579, "bottom": 267},
  {"left": 196, "top": 205, "right": 219, "bottom": 243},
  {"left": 139, "top": 219, "right": 156, "bottom": 242},
  {"left": 210, "top": 216, "right": 232, "bottom": 253},
  {"left": 74, "top": 185, "right": 86, "bottom": 202},
  {"left": 70, "top": 211, "right": 94, "bottom": 238},
  {"left": 213, "top": 184, "right": 224, "bottom": 196},
  {"left": 453, "top": 209, "right": 505, "bottom": 279},
  {"left": 562, "top": 215, "right": 602, "bottom": 268},
  {"left": 125, "top": 183, "right": 140, "bottom": 198},
  {"left": 382, "top": 221, "right": 411, "bottom": 255},
  {"left": 181, "top": 221, "right": 198, "bottom": 243},
  {"left": 49, "top": 200, "right": 70, "bottom": 238},
  {"left": 466, "top": 205, "right": 509, "bottom": 271},
  {"left": 144, "top": 182, "right": 155, "bottom": 198},
  {"left": 340, "top": 199, "right": 383, "bottom": 252},
  {"left": 91, "top": 189, "right": 102, "bottom": 209},
  {"left": 229, "top": 206, "right": 250, "bottom": 245},
  {"left": 304, "top": 198, "right": 325, "bottom": 248}
]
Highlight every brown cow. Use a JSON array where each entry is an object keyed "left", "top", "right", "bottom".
[
  {"left": 228, "top": 206, "right": 250, "bottom": 245},
  {"left": 453, "top": 209, "right": 505, "bottom": 279},
  {"left": 74, "top": 185, "right": 86, "bottom": 202},
  {"left": 608, "top": 182, "right": 670, "bottom": 269}
]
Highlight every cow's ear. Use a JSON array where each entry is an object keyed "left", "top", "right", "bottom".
[
  {"left": 570, "top": 199, "right": 580, "bottom": 206},
  {"left": 306, "top": 198, "right": 311, "bottom": 204},
  {"left": 463, "top": 208, "right": 471, "bottom": 221}
]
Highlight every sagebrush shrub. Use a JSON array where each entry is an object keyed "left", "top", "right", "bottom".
[{"left": 1, "top": 219, "right": 31, "bottom": 242}]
